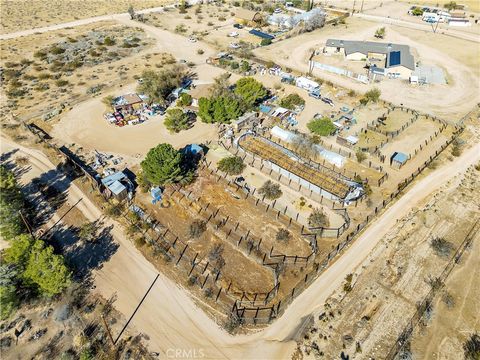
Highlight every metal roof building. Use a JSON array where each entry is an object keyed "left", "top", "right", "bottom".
[{"left": 325, "top": 39, "right": 415, "bottom": 70}]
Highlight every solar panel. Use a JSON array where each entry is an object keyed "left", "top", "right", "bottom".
[{"left": 388, "top": 51, "right": 401, "bottom": 67}]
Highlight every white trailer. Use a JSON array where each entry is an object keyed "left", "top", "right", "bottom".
[{"left": 295, "top": 76, "right": 320, "bottom": 92}]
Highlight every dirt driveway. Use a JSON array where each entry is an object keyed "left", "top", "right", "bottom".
[{"left": 254, "top": 19, "right": 480, "bottom": 119}]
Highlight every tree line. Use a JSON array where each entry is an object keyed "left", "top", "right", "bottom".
[{"left": 0, "top": 165, "right": 71, "bottom": 320}]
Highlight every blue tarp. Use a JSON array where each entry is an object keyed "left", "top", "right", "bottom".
[
  {"left": 249, "top": 29, "right": 274, "bottom": 40},
  {"left": 260, "top": 104, "right": 272, "bottom": 113}
]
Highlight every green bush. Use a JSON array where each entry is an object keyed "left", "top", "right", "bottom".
[
  {"left": 260, "top": 38, "right": 272, "bottom": 46},
  {"left": 307, "top": 117, "right": 336, "bottom": 136},
  {"left": 217, "top": 156, "right": 245, "bottom": 175},
  {"left": 279, "top": 93, "right": 305, "bottom": 110}
]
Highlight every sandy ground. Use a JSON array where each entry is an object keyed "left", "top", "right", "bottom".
[
  {"left": 254, "top": 18, "right": 480, "bottom": 119},
  {"left": 2, "top": 135, "right": 478, "bottom": 359},
  {"left": 0, "top": 0, "right": 173, "bottom": 34},
  {"left": 411, "top": 229, "right": 480, "bottom": 359}
]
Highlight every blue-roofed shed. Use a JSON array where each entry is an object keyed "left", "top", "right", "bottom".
[
  {"left": 249, "top": 29, "right": 274, "bottom": 40},
  {"left": 391, "top": 152, "right": 409, "bottom": 168}
]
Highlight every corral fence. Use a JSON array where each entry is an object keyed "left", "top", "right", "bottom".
[{"left": 231, "top": 127, "right": 463, "bottom": 324}]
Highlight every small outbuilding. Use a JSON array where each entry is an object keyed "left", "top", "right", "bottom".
[
  {"left": 101, "top": 170, "right": 135, "bottom": 200},
  {"left": 391, "top": 152, "right": 409, "bottom": 168}
]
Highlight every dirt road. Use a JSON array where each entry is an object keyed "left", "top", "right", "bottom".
[
  {"left": 2, "top": 135, "right": 478, "bottom": 359},
  {"left": 0, "top": 6, "right": 172, "bottom": 40}
]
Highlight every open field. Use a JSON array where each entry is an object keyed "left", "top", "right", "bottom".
[
  {"left": 0, "top": 21, "right": 157, "bottom": 121},
  {"left": 254, "top": 17, "right": 480, "bottom": 119},
  {"left": 0, "top": 0, "right": 171, "bottom": 34},
  {"left": 295, "top": 153, "right": 480, "bottom": 358}
]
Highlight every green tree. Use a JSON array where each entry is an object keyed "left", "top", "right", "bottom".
[
  {"left": 307, "top": 117, "right": 336, "bottom": 136},
  {"left": 0, "top": 285, "right": 17, "bottom": 319},
  {"left": 141, "top": 144, "right": 184, "bottom": 185},
  {"left": 23, "top": 240, "right": 71, "bottom": 296},
  {"left": 217, "top": 156, "right": 245, "bottom": 175},
  {"left": 279, "top": 93, "right": 305, "bottom": 110},
  {"left": 258, "top": 180, "right": 282, "bottom": 200},
  {"left": 198, "top": 96, "right": 243, "bottom": 124},
  {"left": 0, "top": 166, "right": 26, "bottom": 241},
  {"left": 164, "top": 108, "right": 191, "bottom": 133},
  {"left": 177, "top": 92, "right": 192, "bottom": 107},
  {"left": 137, "top": 67, "right": 185, "bottom": 105},
  {"left": 234, "top": 77, "right": 267, "bottom": 109},
  {"left": 3, "top": 234, "right": 33, "bottom": 266}
]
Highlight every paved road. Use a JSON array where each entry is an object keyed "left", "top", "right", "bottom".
[
  {"left": 3, "top": 136, "right": 479, "bottom": 359},
  {"left": 354, "top": 13, "right": 480, "bottom": 43}
]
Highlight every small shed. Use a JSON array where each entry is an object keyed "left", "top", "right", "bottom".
[
  {"left": 234, "top": 112, "right": 258, "bottom": 131},
  {"left": 391, "top": 152, "right": 409, "bottom": 168},
  {"left": 101, "top": 170, "right": 135, "bottom": 200},
  {"left": 345, "top": 135, "right": 359, "bottom": 145}
]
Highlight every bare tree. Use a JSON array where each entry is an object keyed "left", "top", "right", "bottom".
[{"left": 128, "top": 5, "right": 135, "bottom": 20}]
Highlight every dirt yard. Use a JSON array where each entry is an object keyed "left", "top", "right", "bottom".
[
  {"left": 254, "top": 17, "right": 480, "bottom": 119},
  {"left": 294, "top": 155, "right": 480, "bottom": 359},
  {"left": 0, "top": 0, "right": 170, "bottom": 34},
  {"left": 380, "top": 118, "right": 444, "bottom": 158}
]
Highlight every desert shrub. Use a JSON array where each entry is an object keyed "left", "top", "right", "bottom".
[
  {"left": 356, "top": 150, "right": 367, "bottom": 163},
  {"left": 258, "top": 180, "right": 282, "bottom": 200},
  {"left": 430, "top": 237, "right": 454, "bottom": 258},
  {"left": 276, "top": 229, "right": 290, "bottom": 242},
  {"left": 55, "top": 79, "right": 69, "bottom": 87},
  {"left": 50, "top": 45, "right": 65, "bottom": 55},
  {"left": 308, "top": 208, "right": 329, "bottom": 228},
  {"left": 197, "top": 49, "right": 204, "bottom": 55},
  {"left": 189, "top": 220, "right": 206, "bottom": 238},
  {"left": 463, "top": 333, "right": 480, "bottom": 360}
]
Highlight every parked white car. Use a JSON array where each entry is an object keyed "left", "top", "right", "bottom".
[
  {"left": 188, "top": 37, "right": 197, "bottom": 43},
  {"left": 229, "top": 42, "right": 241, "bottom": 49},
  {"left": 228, "top": 31, "right": 239, "bottom": 37}
]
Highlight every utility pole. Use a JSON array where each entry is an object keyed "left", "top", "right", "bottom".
[
  {"left": 360, "top": 0, "right": 365, "bottom": 13},
  {"left": 352, "top": 0, "right": 356, "bottom": 15},
  {"left": 19, "top": 211, "right": 36, "bottom": 240},
  {"left": 101, "top": 314, "right": 115, "bottom": 347}
]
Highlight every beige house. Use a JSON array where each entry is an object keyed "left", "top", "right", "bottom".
[{"left": 323, "top": 39, "right": 415, "bottom": 79}]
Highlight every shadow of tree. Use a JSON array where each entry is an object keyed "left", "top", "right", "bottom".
[{"left": 50, "top": 223, "right": 119, "bottom": 281}]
